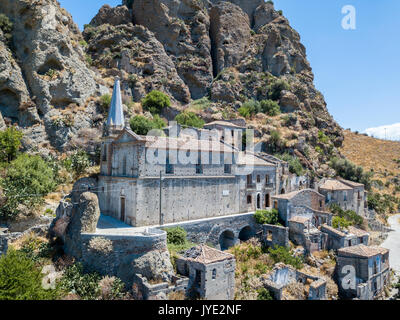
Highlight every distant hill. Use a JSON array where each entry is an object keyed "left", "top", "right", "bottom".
[{"left": 341, "top": 130, "right": 400, "bottom": 195}]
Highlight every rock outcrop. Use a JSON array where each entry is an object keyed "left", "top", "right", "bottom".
[{"left": 0, "top": 0, "right": 345, "bottom": 173}]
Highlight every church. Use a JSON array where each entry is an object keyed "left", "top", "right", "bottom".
[{"left": 97, "top": 79, "right": 297, "bottom": 227}]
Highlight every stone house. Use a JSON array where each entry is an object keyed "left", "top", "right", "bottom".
[
  {"left": 98, "top": 79, "right": 286, "bottom": 227},
  {"left": 336, "top": 245, "right": 390, "bottom": 300},
  {"left": 175, "top": 245, "right": 236, "bottom": 300},
  {"left": 271, "top": 189, "right": 332, "bottom": 227},
  {"left": 319, "top": 178, "right": 367, "bottom": 216},
  {"left": 263, "top": 263, "right": 327, "bottom": 300},
  {"left": 320, "top": 224, "right": 369, "bottom": 251},
  {"left": 288, "top": 216, "right": 328, "bottom": 253}
]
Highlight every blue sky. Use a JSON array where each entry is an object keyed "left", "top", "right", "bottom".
[{"left": 58, "top": 0, "right": 400, "bottom": 137}]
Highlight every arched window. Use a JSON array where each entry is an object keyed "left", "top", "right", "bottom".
[{"left": 212, "top": 269, "right": 217, "bottom": 280}]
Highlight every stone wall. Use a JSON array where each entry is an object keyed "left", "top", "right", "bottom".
[
  {"left": 162, "top": 213, "right": 261, "bottom": 249},
  {"left": 261, "top": 224, "right": 289, "bottom": 248}
]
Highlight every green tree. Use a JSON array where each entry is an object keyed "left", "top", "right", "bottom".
[
  {"left": 68, "top": 150, "right": 91, "bottom": 178},
  {"left": 269, "top": 79, "right": 290, "bottom": 101},
  {"left": 254, "top": 209, "right": 280, "bottom": 225},
  {"left": 0, "top": 154, "right": 57, "bottom": 219},
  {"left": 142, "top": 90, "right": 171, "bottom": 114},
  {"left": 275, "top": 153, "right": 304, "bottom": 176},
  {"left": 0, "top": 14, "right": 13, "bottom": 41},
  {"left": 268, "top": 246, "right": 303, "bottom": 269},
  {"left": 175, "top": 112, "right": 205, "bottom": 128},
  {"left": 0, "top": 249, "right": 58, "bottom": 300},
  {"left": 129, "top": 115, "right": 166, "bottom": 135},
  {"left": 165, "top": 226, "right": 187, "bottom": 246},
  {"left": 330, "top": 157, "right": 372, "bottom": 190},
  {"left": 99, "top": 94, "right": 111, "bottom": 112},
  {"left": 0, "top": 127, "right": 23, "bottom": 163}
]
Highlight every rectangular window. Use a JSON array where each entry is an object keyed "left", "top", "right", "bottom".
[
  {"left": 265, "top": 175, "right": 269, "bottom": 184},
  {"left": 224, "top": 164, "right": 232, "bottom": 174},
  {"left": 344, "top": 191, "right": 348, "bottom": 202},
  {"left": 247, "top": 195, "right": 252, "bottom": 204},
  {"left": 196, "top": 153, "right": 203, "bottom": 174},
  {"left": 166, "top": 151, "right": 174, "bottom": 174},
  {"left": 257, "top": 175, "right": 261, "bottom": 183},
  {"left": 247, "top": 174, "right": 252, "bottom": 185}
]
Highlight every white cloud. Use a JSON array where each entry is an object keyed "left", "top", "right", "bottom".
[{"left": 364, "top": 123, "right": 400, "bottom": 141}]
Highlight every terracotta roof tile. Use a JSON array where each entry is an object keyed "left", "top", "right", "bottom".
[
  {"left": 182, "top": 245, "right": 234, "bottom": 264},
  {"left": 319, "top": 179, "right": 353, "bottom": 191},
  {"left": 348, "top": 226, "right": 369, "bottom": 237},
  {"left": 338, "top": 244, "right": 389, "bottom": 257}
]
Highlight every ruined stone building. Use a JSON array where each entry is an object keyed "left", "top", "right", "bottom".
[
  {"left": 176, "top": 245, "right": 236, "bottom": 300},
  {"left": 271, "top": 189, "right": 332, "bottom": 227},
  {"left": 321, "top": 224, "right": 370, "bottom": 251},
  {"left": 98, "top": 79, "right": 295, "bottom": 228},
  {"left": 318, "top": 178, "right": 367, "bottom": 216},
  {"left": 336, "top": 245, "right": 390, "bottom": 300}
]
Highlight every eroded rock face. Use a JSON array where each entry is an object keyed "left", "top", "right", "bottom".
[
  {"left": 0, "top": 0, "right": 106, "bottom": 150},
  {"left": 209, "top": 1, "right": 251, "bottom": 76},
  {"left": 90, "top": 4, "right": 132, "bottom": 27}
]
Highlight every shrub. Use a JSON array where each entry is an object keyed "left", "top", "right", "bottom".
[
  {"left": 329, "top": 204, "right": 363, "bottom": 227},
  {"left": 330, "top": 157, "right": 372, "bottom": 190},
  {"left": 175, "top": 112, "right": 204, "bottom": 128},
  {"left": 238, "top": 99, "right": 261, "bottom": 118},
  {"left": 99, "top": 94, "right": 111, "bottom": 112},
  {"left": 0, "top": 127, "right": 23, "bottom": 163},
  {"left": 269, "top": 130, "right": 281, "bottom": 147},
  {"left": 63, "top": 150, "right": 91, "bottom": 178},
  {"left": 268, "top": 246, "right": 303, "bottom": 269},
  {"left": 129, "top": 115, "right": 166, "bottom": 135},
  {"left": 257, "top": 287, "right": 274, "bottom": 300},
  {"left": 0, "top": 14, "right": 12, "bottom": 41},
  {"left": 275, "top": 153, "right": 304, "bottom": 176},
  {"left": 142, "top": 90, "right": 171, "bottom": 115},
  {"left": 0, "top": 154, "right": 57, "bottom": 219},
  {"left": 59, "top": 263, "right": 101, "bottom": 300},
  {"left": 254, "top": 209, "right": 279, "bottom": 225},
  {"left": 98, "top": 276, "right": 126, "bottom": 300},
  {"left": 165, "top": 226, "right": 187, "bottom": 246},
  {"left": 0, "top": 249, "right": 58, "bottom": 300},
  {"left": 260, "top": 99, "right": 281, "bottom": 116},
  {"left": 332, "top": 216, "right": 352, "bottom": 229},
  {"left": 269, "top": 79, "right": 290, "bottom": 101},
  {"left": 318, "top": 131, "right": 329, "bottom": 144}
]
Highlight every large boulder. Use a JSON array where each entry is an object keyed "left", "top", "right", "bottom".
[{"left": 209, "top": 2, "right": 251, "bottom": 75}]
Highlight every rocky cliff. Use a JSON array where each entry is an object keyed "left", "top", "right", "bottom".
[{"left": 0, "top": 0, "right": 344, "bottom": 175}]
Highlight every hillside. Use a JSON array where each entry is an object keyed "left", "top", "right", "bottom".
[{"left": 341, "top": 130, "right": 400, "bottom": 193}]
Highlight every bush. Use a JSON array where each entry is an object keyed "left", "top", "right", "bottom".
[
  {"left": 0, "top": 14, "right": 12, "bottom": 41},
  {"left": 254, "top": 209, "right": 279, "bottom": 225},
  {"left": 238, "top": 99, "right": 261, "bottom": 118},
  {"left": 329, "top": 203, "right": 363, "bottom": 227},
  {"left": 257, "top": 287, "right": 274, "bottom": 300},
  {"left": 260, "top": 99, "right": 281, "bottom": 116},
  {"left": 142, "top": 90, "right": 171, "bottom": 115},
  {"left": 330, "top": 157, "right": 372, "bottom": 190},
  {"left": 129, "top": 115, "right": 166, "bottom": 135},
  {"left": 63, "top": 150, "right": 91, "bottom": 178},
  {"left": 165, "top": 227, "right": 187, "bottom": 246},
  {"left": 175, "top": 112, "right": 205, "bottom": 128},
  {"left": 0, "top": 154, "right": 57, "bottom": 219},
  {"left": 268, "top": 246, "right": 303, "bottom": 269},
  {"left": 99, "top": 94, "right": 112, "bottom": 112},
  {"left": 0, "top": 249, "right": 58, "bottom": 300},
  {"left": 275, "top": 153, "right": 304, "bottom": 176},
  {"left": 0, "top": 127, "right": 23, "bottom": 163},
  {"left": 269, "top": 79, "right": 290, "bottom": 101},
  {"left": 59, "top": 263, "right": 101, "bottom": 300}
]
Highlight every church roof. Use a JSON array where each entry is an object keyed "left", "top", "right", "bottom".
[{"left": 107, "top": 78, "right": 125, "bottom": 128}]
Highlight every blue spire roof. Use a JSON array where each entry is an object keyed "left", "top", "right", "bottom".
[{"left": 107, "top": 77, "right": 125, "bottom": 129}]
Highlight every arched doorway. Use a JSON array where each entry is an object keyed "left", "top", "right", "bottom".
[
  {"left": 280, "top": 188, "right": 285, "bottom": 194},
  {"left": 265, "top": 193, "right": 270, "bottom": 208},
  {"left": 238, "top": 226, "right": 253, "bottom": 242},
  {"left": 257, "top": 193, "right": 261, "bottom": 209},
  {"left": 219, "top": 230, "right": 236, "bottom": 250}
]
